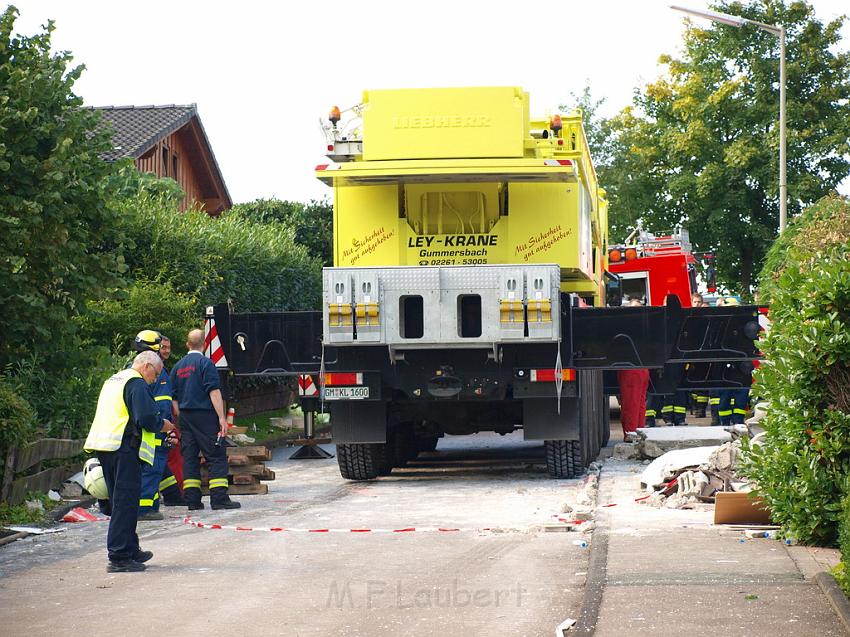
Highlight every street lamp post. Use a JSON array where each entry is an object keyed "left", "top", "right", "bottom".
[{"left": 670, "top": 5, "right": 787, "bottom": 232}]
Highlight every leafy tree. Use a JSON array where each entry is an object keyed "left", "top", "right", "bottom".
[
  {"left": 602, "top": 0, "right": 850, "bottom": 295},
  {"left": 0, "top": 7, "right": 126, "bottom": 365},
  {"left": 230, "top": 198, "right": 334, "bottom": 266}
]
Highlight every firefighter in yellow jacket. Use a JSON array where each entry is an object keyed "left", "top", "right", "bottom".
[{"left": 84, "top": 351, "right": 175, "bottom": 573}]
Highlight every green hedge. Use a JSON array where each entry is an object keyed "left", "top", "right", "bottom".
[
  {"left": 77, "top": 278, "right": 198, "bottom": 356},
  {"left": 115, "top": 190, "right": 322, "bottom": 313},
  {"left": 0, "top": 381, "right": 36, "bottom": 475},
  {"left": 743, "top": 195, "right": 850, "bottom": 545},
  {"left": 758, "top": 193, "right": 850, "bottom": 304}
]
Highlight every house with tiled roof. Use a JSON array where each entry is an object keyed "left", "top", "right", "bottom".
[{"left": 95, "top": 104, "right": 231, "bottom": 214}]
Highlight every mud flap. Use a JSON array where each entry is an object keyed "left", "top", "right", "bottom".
[
  {"left": 522, "top": 397, "right": 580, "bottom": 441},
  {"left": 329, "top": 401, "right": 387, "bottom": 443}
]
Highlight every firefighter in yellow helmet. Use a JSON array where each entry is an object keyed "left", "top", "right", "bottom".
[
  {"left": 84, "top": 351, "right": 175, "bottom": 572},
  {"left": 132, "top": 330, "right": 184, "bottom": 521}
]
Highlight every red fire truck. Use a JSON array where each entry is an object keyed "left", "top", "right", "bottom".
[{"left": 607, "top": 228, "right": 702, "bottom": 307}]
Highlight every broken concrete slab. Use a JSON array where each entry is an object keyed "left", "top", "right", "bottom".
[
  {"left": 640, "top": 445, "right": 719, "bottom": 490},
  {"left": 613, "top": 442, "right": 639, "bottom": 460},
  {"left": 635, "top": 426, "right": 731, "bottom": 459}
]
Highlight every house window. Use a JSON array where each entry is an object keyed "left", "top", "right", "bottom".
[{"left": 161, "top": 146, "right": 169, "bottom": 177}]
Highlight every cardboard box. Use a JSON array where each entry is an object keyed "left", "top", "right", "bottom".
[{"left": 714, "top": 492, "right": 772, "bottom": 525}]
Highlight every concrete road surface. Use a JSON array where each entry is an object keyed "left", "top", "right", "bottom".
[{"left": 0, "top": 432, "right": 591, "bottom": 637}]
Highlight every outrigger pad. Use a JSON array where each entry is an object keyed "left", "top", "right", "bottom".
[{"left": 290, "top": 445, "right": 334, "bottom": 460}]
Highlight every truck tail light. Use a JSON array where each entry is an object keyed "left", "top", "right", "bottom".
[
  {"left": 624, "top": 248, "right": 638, "bottom": 260},
  {"left": 324, "top": 372, "right": 364, "bottom": 386},
  {"left": 530, "top": 369, "right": 576, "bottom": 382},
  {"left": 609, "top": 249, "right": 622, "bottom": 263}
]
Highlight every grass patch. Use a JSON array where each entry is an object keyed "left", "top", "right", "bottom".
[
  {"left": 832, "top": 563, "right": 850, "bottom": 598},
  {"left": 0, "top": 492, "right": 60, "bottom": 527},
  {"left": 233, "top": 405, "right": 330, "bottom": 443}
]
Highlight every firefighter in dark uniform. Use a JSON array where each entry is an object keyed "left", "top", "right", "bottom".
[
  {"left": 132, "top": 330, "right": 182, "bottom": 520},
  {"left": 170, "top": 329, "right": 240, "bottom": 510},
  {"left": 84, "top": 351, "right": 175, "bottom": 572}
]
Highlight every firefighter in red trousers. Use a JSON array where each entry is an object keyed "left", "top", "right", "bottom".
[{"left": 617, "top": 299, "right": 651, "bottom": 438}]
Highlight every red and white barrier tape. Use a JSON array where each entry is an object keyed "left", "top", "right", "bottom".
[{"left": 183, "top": 517, "right": 475, "bottom": 533}]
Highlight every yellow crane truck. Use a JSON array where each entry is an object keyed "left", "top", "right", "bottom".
[{"left": 207, "top": 87, "right": 762, "bottom": 479}]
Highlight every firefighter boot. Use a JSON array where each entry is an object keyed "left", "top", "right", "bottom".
[{"left": 210, "top": 487, "right": 241, "bottom": 510}]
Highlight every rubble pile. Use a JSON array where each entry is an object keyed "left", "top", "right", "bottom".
[{"left": 640, "top": 438, "right": 757, "bottom": 509}]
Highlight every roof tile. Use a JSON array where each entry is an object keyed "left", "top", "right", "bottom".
[{"left": 94, "top": 105, "right": 197, "bottom": 161}]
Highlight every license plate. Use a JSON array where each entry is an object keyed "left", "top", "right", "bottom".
[{"left": 323, "top": 386, "right": 369, "bottom": 400}]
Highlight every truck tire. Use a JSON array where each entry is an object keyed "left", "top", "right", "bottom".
[
  {"left": 416, "top": 436, "right": 439, "bottom": 453},
  {"left": 398, "top": 424, "right": 418, "bottom": 462},
  {"left": 337, "top": 443, "right": 383, "bottom": 480},
  {"left": 545, "top": 440, "right": 582, "bottom": 478},
  {"left": 391, "top": 429, "right": 409, "bottom": 468},
  {"left": 601, "top": 394, "right": 611, "bottom": 447},
  {"left": 377, "top": 441, "right": 394, "bottom": 476}
]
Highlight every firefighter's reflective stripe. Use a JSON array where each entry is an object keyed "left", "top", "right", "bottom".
[
  {"left": 154, "top": 395, "right": 172, "bottom": 402},
  {"left": 85, "top": 369, "right": 155, "bottom": 465},
  {"left": 139, "top": 492, "right": 159, "bottom": 507},
  {"left": 661, "top": 404, "right": 674, "bottom": 414},
  {"left": 645, "top": 408, "right": 657, "bottom": 417},
  {"left": 184, "top": 478, "right": 202, "bottom": 491},
  {"left": 673, "top": 406, "right": 687, "bottom": 414},
  {"left": 709, "top": 397, "right": 720, "bottom": 405},
  {"left": 209, "top": 478, "right": 229, "bottom": 489},
  {"left": 733, "top": 408, "right": 748, "bottom": 416},
  {"left": 718, "top": 409, "right": 733, "bottom": 417},
  {"left": 138, "top": 430, "right": 157, "bottom": 465},
  {"left": 160, "top": 475, "right": 178, "bottom": 490},
  {"left": 204, "top": 317, "right": 229, "bottom": 367}
]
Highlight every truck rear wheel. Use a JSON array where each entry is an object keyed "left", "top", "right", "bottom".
[
  {"left": 416, "top": 436, "right": 439, "bottom": 453},
  {"left": 601, "top": 394, "right": 611, "bottom": 447},
  {"left": 544, "top": 439, "right": 582, "bottom": 478},
  {"left": 337, "top": 443, "right": 384, "bottom": 480}
]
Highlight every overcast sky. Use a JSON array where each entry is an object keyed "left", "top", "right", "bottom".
[{"left": 11, "top": 0, "right": 850, "bottom": 204}]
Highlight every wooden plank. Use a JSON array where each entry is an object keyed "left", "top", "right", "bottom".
[
  {"left": 226, "top": 446, "right": 271, "bottom": 461},
  {"left": 8, "top": 466, "right": 80, "bottom": 506},
  {"left": 13, "top": 439, "right": 83, "bottom": 473},
  {"left": 226, "top": 455, "right": 251, "bottom": 466},
  {"left": 231, "top": 474, "right": 258, "bottom": 486},
  {"left": 201, "top": 462, "right": 267, "bottom": 476},
  {"left": 1, "top": 446, "right": 17, "bottom": 502},
  {"left": 291, "top": 437, "right": 332, "bottom": 446},
  {"left": 200, "top": 483, "right": 268, "bottom": 496},
  {"left": 228, "top": 483, "right": 268, "bottom": 496},
  {"left": 228, "top": 463, "right": 265, "bottom": 476},
  {"left": 258, "top": 468, "right": 275, "bottom": 481}
]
